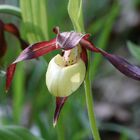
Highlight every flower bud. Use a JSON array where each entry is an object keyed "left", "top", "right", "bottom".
[{"left": 46, "top": 54, "right": 86, "bottom": 97}]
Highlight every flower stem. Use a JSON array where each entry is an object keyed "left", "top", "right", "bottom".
[{"left": 84, "top": 69, "right": 101, "bottom": 140}]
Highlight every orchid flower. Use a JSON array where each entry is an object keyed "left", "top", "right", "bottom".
[
  {"left": 0, "top": 20, "right": 28, "bottom": 58},
  {"left": 6, "top": 27, "right": 140, "bottom": 126}
]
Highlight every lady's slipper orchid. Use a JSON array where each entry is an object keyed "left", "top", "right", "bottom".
[
  {"left": 6, "top": 27, "right": 140, "bottom": 126},
  {"left": 0, "top": 20, "right": 28, "bottom": 58}
]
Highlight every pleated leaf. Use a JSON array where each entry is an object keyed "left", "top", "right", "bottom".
[{"left": 20, "top": 0, "right": 49, "bottom": 43}]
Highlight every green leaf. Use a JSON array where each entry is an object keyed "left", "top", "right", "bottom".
[
  {"left": 20, "top": 0, "right": 52, "bottom": 62},
  {"left": 13, "top": 63, "right": 25, "bottom": 123},
  {"left": 20, "top": 0, "right": 49, "bottom": 43},
  {"left": 72, "top": 130, "right": 90, "bottom": 140},
  {"left": 68, "top": 0, "right": 84, "bottom": 32},
  {"left": 100, "top": 123, "right": 140, "bottom": 140},
  {"left": 87, "top": 16, "right": 106, "bottom": 34},
  {"left": 0, "top": 125, "right": 44, "bottom": 140},
  {"left": 0, "top": 127, "right": 20, "bottom": 140},
  {"left": 0, "top": 5, "right": 21, "bottom": 18},
  {"left": 127, "top": 41, "right": 140, "bottom": 62}
]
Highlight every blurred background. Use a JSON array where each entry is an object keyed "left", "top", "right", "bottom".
[{"left": 0, "top": 0, "right": 140, "bottom": 140}]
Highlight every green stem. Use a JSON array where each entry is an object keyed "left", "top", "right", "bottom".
[
  {"left": 68, "top": 0, "right": 101, "bottom": 139},
  {"left": 56, "top": 120, "right": 65, "bottom": 140},
  {"left": 84, "top": 64, "right": 101, "bottom": 140},
  {"left": 0, "top": 5, "right": 21, "bottom": 18}
]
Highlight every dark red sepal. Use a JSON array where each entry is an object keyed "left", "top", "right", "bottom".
[
  {"left": 79, "top": 38, "right": 99, "bottom": 52},
  {"left": 13, "top": 39, "right": 57, "bottom": 63},
  {"left": 80, "top": 38, "right": 140, "bottom": 81},
  {"left": 6, "top": 64, "right": 16, "bottom": 92},
  {"left": 6, "top": 39, "right": 58, "bottom": 92},
  {"left": 4, "top": 22, "right": 29, "bottom": 49},
  {"left": 0, "top": 20, "right": 7, "bottom": 58},
  {"left": 99, "top": 49, "right": 140, "bottom": 80},
  {"left": 80, "top": 47, "right": 88, "bottom": 68},
  {"left": 53, "top": 97, "right": 67, "bottom": 127},
  {"left": 4, "top": 23, "right": 20, "bottom": 37}
]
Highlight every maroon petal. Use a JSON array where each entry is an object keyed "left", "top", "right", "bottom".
[
  {"left": 6, "top": 39, "right": 58, "bottom": 91},
  {"left": 53, "top": 97, "right": 67, "bottom": 127},
  {"left": 99, "top": 50, "right": 140, "bottom": 80},
  {"left": 6, "top": 64, "right": 16, "bottom": 92},
  {"left": 0, "top": 20, "right": 7, "bottom": 58},
  {"left": 4, "top": 23, "right": 20, "bottom": 37},
  {"left": 79, "top": 38, "right": 99, "bottom": 52},
  {"left": 4, "top": 22, "right": 29, "bottom": 49},
  {"left": 80, "top": 38, "right": 140, "bottom": 80},
  {"left": 13, "top": 39, "right": 57, "bottom": 63},
  {"left": 82, "top": 33, "right": 91, "bottom": 40},
  {"left": 80, "top": 47, "right": 88, "bottom": 67}
]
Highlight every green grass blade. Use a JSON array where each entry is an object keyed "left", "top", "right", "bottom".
[
  {"left": 87, "top": 16, "right": 106, "bottom": 34},
  {"left": 127, "top": 41, "right": 140, "bottom": 62},
  {"left": 100, "top": 123, "right": 140, "bottom": 140},
  {"left": 13, "top": 62, "right": 25, "bottom": 124},
  {"left": 3, "top": 125, "right": 44, "bottom": 140},
  {"left": 90, "top": 2, "right": 120, "bottom": 79}
]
